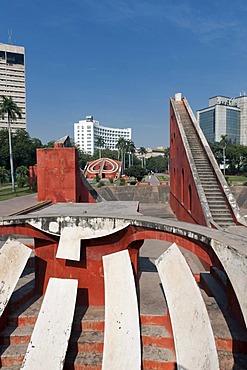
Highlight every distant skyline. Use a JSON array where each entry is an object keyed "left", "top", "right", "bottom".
[{"left": 1, "top": 0, "right": 247, "bottom": 147}]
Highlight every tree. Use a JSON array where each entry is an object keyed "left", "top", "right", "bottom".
[
  {"left": 138, "top": 146, "right": 147, "bottom": 168},
  {"left": 124, "top": 165, "right": 146, "bottom": 182},
  {"left": 0, "top": 96, "right": 22, "bottom": 192},
  {"left": 126, "top": 140, "right": 136, "bottom": 167},
  {"left": 16, "top": 165, "right": 28, "bottom": 187},
  {"left": 95, "top": 136, "right": 105, "bottom": 159},
  {"left": 0, "top": 166, "right": 8, "bottom": 186},
  {"left": 116, "top": 137, "right": 127, "bottom": 169},
  {"left": 146, "top": 156, "right": 166, "bottom": 173}
]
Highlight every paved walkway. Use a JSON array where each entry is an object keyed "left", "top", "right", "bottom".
[
  {"left": 0, "top": 193, "right": 38, "bottom": 217},
  {"left": 145, "top": 174, "right": 159, "bottom": 186}
]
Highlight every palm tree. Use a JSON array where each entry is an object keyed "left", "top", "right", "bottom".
[
  {"left": 96, "top": 136, "right": 105, "bottom": 159},
  {"left": 116, "top": 137, "right": 127, "bottom": 168},
  {"left": 138, "top": 146, "right": 147, "bottom": 168},
  {"left": 0, "top": 95, "right": 22, "bottom": 192},
  {"left": 126, "top": 139, "right": 136, "bottom": 167}
]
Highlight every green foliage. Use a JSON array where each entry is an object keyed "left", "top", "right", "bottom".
[
  {"left": 78, "top": 150, "right": 93, "bottom": 169},
  {"left": 0, "top": 166, "right": 9, "bottom": 185},
  {"left": 0, "top": 95, "right": 22, "bottom": 121},
  {"left": 119, "top": 178, "right": 125, "bottom": 186},
  {"left": 125, "top": 165, "right": 146, "bottom": 181},
  {"left": 109, "top": 177, "right": 114, "bottom": 184},
  {"left": 146, "top": 156, "right": 167, "bottom": 172},
  {"left": 129, "top": 180, "right": 137, "bottom": 185},
  {"left": 95, "top": 174, "right": 101, "bottom": 182},
  {"left": 225, "top": 176, "right": 232, "bottom": 186},
  {"left": 16, "top": 166, "right": 28, "bottom": 187},
  {"left": 97, "top": 180, "right": 105, "bottom": 188},
  {"left": 0, "top": 129, "right": 43, "bottom": 170},
  {"left": 210, "top": 141, "right": 247, "bottom": 174}
]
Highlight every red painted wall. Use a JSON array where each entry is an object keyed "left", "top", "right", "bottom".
[
  {"left": 170, "top": 100, "right": 207, "bottom": 226},
  {"left": 37, "top": 146, "right": 95, "bottom": 203}
]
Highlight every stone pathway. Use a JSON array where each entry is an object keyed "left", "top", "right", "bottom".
[{"left": 0, "top": 194, "right": 38, "bottom": 217}]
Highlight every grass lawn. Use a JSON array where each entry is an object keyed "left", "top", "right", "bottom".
[
  {"left": 0, "top": 186, "right": 34, "bottom": 201},
  {"left": 156, "top": 175, "right": 170, "bottom": 182},
  {"left": 226, "top": 175, "right": 247, "bottom": 185}
]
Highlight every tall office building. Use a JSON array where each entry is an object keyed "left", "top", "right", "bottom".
[
  {"left": 74, "top": 116, "right": 132, "bottom": 155},
  {"left": 197, "top": 95, "right": 247, "bottom": 145},
  {"left": 0, "top": 43, "right": 26, "bottom": 131}
]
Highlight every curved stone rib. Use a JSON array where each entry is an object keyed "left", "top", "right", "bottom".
[
  {"left": 211, "top": 239, "right": 247, "bottom": 327},
  {"left": 102, "top": 250, "right": 141, "bottom": 370},
  {"left": 21, "top": 277, "right": 78, "bottom": 370},
  {"left": 0, "top": 239, "right": 31, "bottom": 317},
  {"left": 155, "top": 243, "right": 219, "bottom": 370},
  {"left": 56, "top": 220, "right": 130, "bottom": 261}
]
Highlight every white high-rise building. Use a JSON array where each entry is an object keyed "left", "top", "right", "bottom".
[
  {"left": 74, "top": 116, "right": 132, "bottom": 154},
  {"left": 0, "top": 43, "right": 26, "bottom": 131}
]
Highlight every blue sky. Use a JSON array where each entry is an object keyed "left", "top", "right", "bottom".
[{"left": 1, "top": 0, "right": 247, "bottom": 147}]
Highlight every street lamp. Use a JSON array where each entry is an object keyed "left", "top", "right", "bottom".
[{"left": 223, "top": 145, "right": 226, "bottom": 176}]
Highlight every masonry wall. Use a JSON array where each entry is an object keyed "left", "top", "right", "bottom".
[
  {"left": 37, "top": 146, "right": 95, "bottom": 203},
  {"left": 170, "top": 101, "right": 207, "bottom": 226}
]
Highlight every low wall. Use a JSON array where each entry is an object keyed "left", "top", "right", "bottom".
[
  {"left": 98, "top": 185, "right": 170, "bottom": 204},
  {"left": 98, "top": 185, "right": 247, "bottom": 210}
]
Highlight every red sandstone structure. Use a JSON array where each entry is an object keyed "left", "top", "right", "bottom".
[
  {"left": 84, "top": 158, "right": 122, "bottom": 179},
  {"left": 0, "top": 96, "right": 247, "bottom": 368}
]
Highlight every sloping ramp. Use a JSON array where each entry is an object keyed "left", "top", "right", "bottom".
[
  {"left": 155, "top": 243, "right": 219, "bottom": 370},
  {"left": 0, "top": 239, "right": 31, "bottom": 317},
  {"left": 170, "top": 94, "right": 244, "bottom": 229},
  {"left": 102, "top": 250, "right": 141, "bottom": 370},
  {"left": 21, "top": 278, "right": 78, "bottom": 370}
]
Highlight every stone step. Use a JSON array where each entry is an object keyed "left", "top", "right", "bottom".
[
  {"left": 217, "top": 351, "right": 247, "bottom": 370},
  {"left": 0, "top": 343, "right": 27, "bottom": 367},
  {"left": 72, "top": 306, "right": 105, "bottom": 332},
  {"left": 141, "top": 324, "right": 174, "bottom": 349},
  {"left": 200, "top": 273, "right": 247, "bottom": 354},
  {"left": 210, "top": 208, "right": 232, "bottom": 213},
  {"left": 69, "top": 330, "right": 104, "bottom": 353},
  {"left": 0, "top": 324, "right": 34, "bottom": 345},
  {"left": 142, "top": 345, "right": 176, "bottom": 370},
  {"left": 10, "top": 270, "right": 35, "bottom": 312},
  {"left": 64, "top": 351, "right": 103, "bottom": 370},
  {"left": 211, "top": 216, "right": 233, "bottom": 221},
  {"left": 206, "top": 194, "right": 226, "bottom": 199},
  {"left": 7, "top": 295, "right": 42, "bottom": 327}
]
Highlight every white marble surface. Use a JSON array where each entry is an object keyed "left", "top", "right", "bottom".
[
  {"left": 102, "top": 250, "right": 141, "bottom": 370},
  {"left": 21, "top": 278, "right": 78, "bottom": 370},
  {"left": 156, "top": 243, "right": 219, "bottom": 370},
  {"left": 0, "top": 239, "right": 31, "bottom": 316}
]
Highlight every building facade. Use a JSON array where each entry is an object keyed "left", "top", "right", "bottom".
[
  {"left": 197, "top": 95, "right": 247, "bottom": 145},
  {"left": 0, "top": 43, "right": 26, "bottom": 131},
  {"left": 74, "top": 116, "right": 132, "bottom": 154},
  {"left": 197, "top": 96, "right": 241, "bottom": 144}
]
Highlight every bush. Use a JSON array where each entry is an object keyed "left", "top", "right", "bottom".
[
  {"left": 119, "top": 178, "right": 125, "bottom": 186},
  {"left": 97, "top": 180, "right": 105, "bottom": 188},
  {"left": 95, "top": 174, "right": 101, "bottom": 182},
  {"left": 243, "top": 182, "right": 247, "bottom": 186},
  {"left": 124, "top": 165, "right": 146, "bottom": 182},
  {"left": 129, "top": 180, "right": 137, "bottom": 185},
  {"left": 225, "top": 176, "right": 232, "bottom": 186},
  {"left": 109, "top": 177, "right": 114, "bottom": 184}
]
